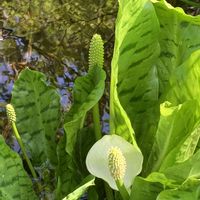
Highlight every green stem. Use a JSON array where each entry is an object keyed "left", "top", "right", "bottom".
[
  {"left": 179, "top": 0, "right": 200, "bottom": 7},
  {"left": 116, "top": 179, "right": 130, "bottom": 200},
  {"left": 92, "top": 103, "right": 114, "bottom": 200},
  {"left": 92, "top": 103, "right": 102, "bottom": 140},
  {"left": 12, "top": 122, "right": 42, "bottom": 193},
  {"left": 12, "top": 122, "right": 37, "bottom": 179}
]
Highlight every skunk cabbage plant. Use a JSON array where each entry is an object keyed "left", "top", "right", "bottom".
[{"left": 1, "top": 0, "right": 200, "bottom": 199}]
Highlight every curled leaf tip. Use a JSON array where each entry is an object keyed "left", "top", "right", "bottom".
[
  {"left": 89, "top": 34, "right": 104, "bottom": 69},
  {"left": 108, "top": 146, "right": 126, "bottom": 181},
  {"left": 6, "top": 104, "right": 16, "bottom": 123}
]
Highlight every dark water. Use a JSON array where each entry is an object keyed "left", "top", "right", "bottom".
[
  {"left": 0, "top": 36, "right": 110, "bottom": 200},
  {"left": 0, "top": 35, "right": 110, "bottom": 140}
]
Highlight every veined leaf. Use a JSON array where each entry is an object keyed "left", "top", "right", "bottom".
[
  {"left": 57, "top": 66, "right": 106, "bottom": 198},
  {"left": 145, "top": 172, "right": 178, "bottom": 188},
  {"left": 11, "top": 68, "right": 60, "bottom": 166},
  {"left": 166, "top": 50, "right": 200, "bottom": 106},
  {"left": 148, "top": 101, "right": 200, "bottom": 172},
  {"left": 64, "top": 65, "right": 106, "bottom": 156},
  {"left": 165, "top": 50, "right": 200, "bottom": 154},
  {"left": 157, "top": 179, "right": 200, "bottom": 200},
  {"left": 0, "top": 135, "right": 37, "bottom": 200},
  {"left": 153, "top": 0, "right": 200, "bottom": 96},
  {"left": 130, "top": 171, "right": 179, "bottom": 200},
  {"left": 163, "top": 149, "right": 200, "bottom": 184},
  {"left": 110, "top": 0, "right": 160, "bottom": 166},
  {"left": 110, "top": 0, "right": 200, "bottom": 176}
]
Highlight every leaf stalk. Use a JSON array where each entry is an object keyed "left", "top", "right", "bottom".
[{"left": 116, "top": 179, "right": 130, "bottom": 200}]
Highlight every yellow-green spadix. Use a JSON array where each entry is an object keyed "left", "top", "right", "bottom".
[
  {"left": 86, "top": 135, "right": 143, "bottom": 190},
  {"left": 89, "top": 34, "right": 104, "bottom": 69},
  {"left": 6, "top": 104, "right": 16, "bottom": 123}
]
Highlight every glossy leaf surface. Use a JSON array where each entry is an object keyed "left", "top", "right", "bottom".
[{"left": 110, "top": 0, "right": 160, "bottom": 167}]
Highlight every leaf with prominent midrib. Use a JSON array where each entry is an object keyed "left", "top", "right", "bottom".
[
  {"left": 0, "top": 135, "right": 37, "bottom": 200},
  {"left": 110, "top": 0, "right": 160, "bottom": 167},
  {"left": 110, "top": 0, "right": 200, "bottom": 176},
  {"left": 11, "top": 68, "right": 60, "bottom": 166}
]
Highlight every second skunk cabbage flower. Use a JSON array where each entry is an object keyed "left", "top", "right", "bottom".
[
  {"left": 86, "top": 134, "right": 143, "bottom": 190},
  {"left": 89, "top": 34, "right": 104, "bottom": 69}
]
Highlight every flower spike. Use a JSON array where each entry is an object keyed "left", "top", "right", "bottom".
[
  {"left": 6, "top": 104, "right": 16, "bottom": 123},
  {"left": 108, "top": 146, "right": 126, "bottom": 181},
  {"left": 89, "top": 34, "right": 104, "bottom": 69}
]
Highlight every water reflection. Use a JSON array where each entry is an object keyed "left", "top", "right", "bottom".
[
  {"left": 0, "top": 43, "right": 110, "bottom": 136},
  {"left": 0, "top": 63, "right": 14, "bottom": 102}
]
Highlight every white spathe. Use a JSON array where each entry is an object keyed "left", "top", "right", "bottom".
[{"left": 86, "top": 134, "right": 143, "bottom": 190}]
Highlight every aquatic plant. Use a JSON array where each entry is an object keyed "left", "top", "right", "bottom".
[{"left": 1, "top": 0, "right": 200, "bottom": 199}]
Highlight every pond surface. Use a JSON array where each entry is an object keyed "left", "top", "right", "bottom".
[
  {"left": 0, "top": 34, "right": 110, "bottom": 144},
  {"left": 0, "top": 0, "right": 117, "bottom": 141}
]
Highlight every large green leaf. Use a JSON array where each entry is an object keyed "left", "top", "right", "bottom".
[
  {"left": 56, "top": 66, "right": 106, "bottom": 198},
  {"left": 110, "top": 0, "right": 200, "bottom": 175},
  {"left": 110, "top": 0, "right": 160, "bottom": 166},
  {"left": 64, "top": 65, "right": 106, "bottom": 156},
  {"left": 164, "top": 50, "right": 200, "bottom": 154},
  {"left": 11, "top": 68, "right": 60, "bottom": 166},
  {"left": 163, "top": 149, "right": 200, "bottom": 184},
  {"left": 132, "top": 170, "right": 200, "bottom": 200},
  {"left": 157, "top": 179, "right": 200, "bottom": 200},
  {"left": 147, "top": 101, "right": 200, "bottom": 173},
  {"left": 153, "top": 0, "right": 200, "bottom": 96},
  {"left": 0, "top": 135, "right": 37, "bottom": 200}
]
